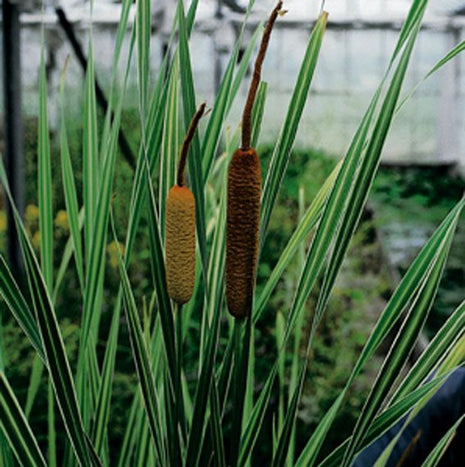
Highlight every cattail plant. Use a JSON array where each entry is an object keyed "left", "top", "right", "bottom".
[
  {"left": 226, "top": 1, "right": 284, "bottom": 319},
  {"left": 2, "top": 1, "right": 465, "bottom": 466},
  {"left": 165, "top": 102, "right": 206, "bottom": 305}
]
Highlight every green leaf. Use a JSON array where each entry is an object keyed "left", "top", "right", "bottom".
[
  {"left": 83, "top": 34, "right": 99, "bottom": 267},
  {"left": 227, "top": 18, "right": 261, "bottom": 114},
  {"left": 177, "top": 0, "right": 209, "bottom": 282},
  {"left": 47, "top": 380, "right": 57, "bottom": 467},
  {"left": 136, "top": 0, "right": 151, "bottom": 117},
  {"left": 288, "top": 92, "right": 378, "bottom": 346},
  {"left": 116, "top": 392, "right": 141, "bottom": 466},
  {"left": 290, "top": 19, "right": 421, "bottom": 364},
  {"left": 397, "top": 40, "right": 465, "bottom": 112},
  {"left": 295, "top": 393, "right": 345, "bottom": 467},
  {"left": 254, "top": 159, "right": 341, "bottom": 322},
  {"left": 201, "top": 6, "right": 261, "bottom": 181},
  {"left": 100, "top": 0, "right": 133, "bottom": 158},
  {"left": 239, "top": 363, "right": 277, "bottom": 466},
  {"left": 79, "top": 27, "right": 136, "bottom": 386},
  {"left": 0, "top": 430, "right": 14, "bottom": 467},
  {"left": 185, "top": 207, "right": 227, "bottom": 466},
  {"left": 0, "top": 163, "right": 101, "bottom": 466},
  {"left": 251, "top": 81, "right": 267, "bottom": 149},
  {"left": 0, "top": 255, "right": 44, "bottom": 360},
  {"left": 113, "top": 228, "right": 166, "bottom": 465},
  {"left": 159, "top": 59, "right": 179, "bottom": 236},
  {"left": 186, "top": 166, "right": 228, "bottom": 466},
  {"left": 230, "top": 318, "right": 252, "bottom": 467},
  {"left": 200, "top": 34, "right": 240, "bottom": 182},
  {"left": 391, "top": 299, "right": 465, "bottom": 403},
  {"left": 144, "top": 159, "right": 177, "bottom": 381},
  {"left": 53, "top": 210, "right": 84, "bottom": 303},
  {"left": 312, "top": 91, "right": 381, "bottom": 321},
  {"left": 80, "top": 115, "right": 118, "bottom": 349},
  {"left": 276, "top": 310, "right": 285, "bottom": 436},
  {"left": 422, "top": 414, "right": 465, "bottom": 467},
  {"left": 38, "top": 45, "right": 53, "bottom": 291},
  {"left": 260, "top": 11, "right": 328, "bottom": 244},
  {"left": 272, "top": 363, "right": 306, "bottom": 467},
  {"left": 315, "top": 9, "right": 434, "bottom": 323},
  {"left": 200, "top": 165, "right": 227, "bottom": 358},
  {"left": 209, "top": 382, "right": 226, "bottom": 467},
  {"left": 296, "top": 0, "right": 429, "bottom": 339},
  {"left": 59, "top": 61, "right": 84, "bottom": 294},
  {"left": 90, "top": 293, "right": 123, "bottom": 458},
  {"left": 295, "top": 198, "right": 465, "bottom": 466},
  {"left": 342, "top": 211, "right": 458, "bottom": 465},
  {"left": 0, "top": 372, "right": 46, "bottom": 467},
  {"left": 185, "top": 302, "right": 224, "bottom": 466},
  {"left": 373, "top": 332, "right": 465, "bottom": 467},
  {"left": 319, "top": 373, "right": 450, "bottom": 467},
  {"left": 143, "top": 147, "right": 182, "bottom": 460},
  {"left": 391, "top": 0, "right": 428, "bottom": 62},
  {"left": 25, "top": 354, "right": 44, "bottom": 418}
]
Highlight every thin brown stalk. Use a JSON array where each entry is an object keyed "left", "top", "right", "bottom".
[
  {"left": 241, "top": 0, "right": 283, "bottom": 149},
  {"left": 177, "top": 102, "right": 206, "bottom": 187},
  {"left": 396, "top": 429, "right": 422, "bottom": 467}
]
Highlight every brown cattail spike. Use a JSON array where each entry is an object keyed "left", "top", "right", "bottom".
[
  {"left": 226, "top": 148, "right": 261, "bottom": 318},
  {"left": 226, "top": 2, "right": 282, "bottom": 319},
  {"left": 241, "top": 0, "right": 283, "bottom": 150},
  {"left": 177, "top": 102, "right": 206, "bottom": 187},
  {"left": 165, "top": 102, "right": 206, "bottom": 305}
]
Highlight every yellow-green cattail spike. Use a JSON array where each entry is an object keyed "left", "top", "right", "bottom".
[{"left": 165, "top": 102, "right": 206, "bottom": 305}]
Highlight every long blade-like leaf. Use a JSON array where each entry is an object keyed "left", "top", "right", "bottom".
[
  {"left": 421, "top": 414, "right": 465, "bottom": 467},
  {"left": 113, "top": 226, "right": 166, "bottom": 465},
  {"left": 136, "top": 0, "right": 151, "bottom": 117},
  {"left": 290, "top": 18, "right": 421, "bottom": 353},
  {"left": 0, "top": 163, "right": 101, "bottom": 467},
  {"left": 0, "top": 372, "right": 47, "bottom": 467},
  {"left": 254, "top": 159, "right": 341, "bottom": 322},
  {"left": 319, "top": 373, "right": 450, "bottom": 467},
  {"left": 391, "top": 300, "right": 465, "bottom": 403},
  {"left": 0, "top": 255, "right": 43, "bottom": 360},
  {"left": 159, "top": 59, "right": 179, "bottom": 235},
  {"left": 201, "top": 3, "right": 260, "bottom": 181},
  {"left": 295, "top": 198, "right": 465, "bottom": 465},
  {"left": 59, "top": 61, "right": 84, "bottom": 293},
  {"left": 260, "top": 11, "right": 328, "bottom": 244},
  {"left": 38, "top": 45, "right": 53, "bottom": 292},
  {"left": 178, "top": 0, "right": 209, "bottom": 282},
  {"left": 342, "top": 217, "right": 458, "bottom": 465}
]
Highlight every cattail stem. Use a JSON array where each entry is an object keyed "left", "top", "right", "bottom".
[
  {"left": 175, "top": 303, "right": 186, "bottom": 436},
  {"left": 177, "top": 102, "right": 206, "bottom": 187},
  {"left": 230, "top": 317, "right": 252, "bottom": 466},
  {"left": 176, "top": 303, "right": 183, "bottom": 377},
  {"left": 241, "top": 0, "right": 283, "bottom": 149}
]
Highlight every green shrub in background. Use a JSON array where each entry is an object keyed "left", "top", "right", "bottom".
[
  {"left": 371, "top": 166, "right": 465, "bottom": 338},
  {"left": 0, "top": 0, "right": 465, "bottom": 466}
]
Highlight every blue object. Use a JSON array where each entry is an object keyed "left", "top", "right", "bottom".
[{"left": 354, "top": 367, "right": 465, "bottom": 466}]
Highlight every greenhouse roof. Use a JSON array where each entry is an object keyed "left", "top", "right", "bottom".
[{"left": 12, "top": 0, "right": 465, "bottom": 26}]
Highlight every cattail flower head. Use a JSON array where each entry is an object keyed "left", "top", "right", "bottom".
[
  {"left": 165, "top": 103, "right": 206, "bottom": 305},
  {"left": 226, "top": 1, "right": 283, "bottom": 319}
]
